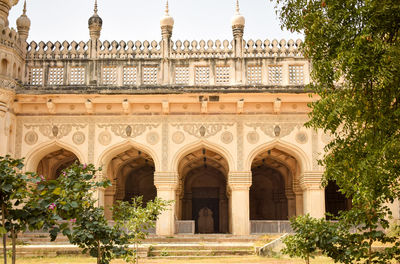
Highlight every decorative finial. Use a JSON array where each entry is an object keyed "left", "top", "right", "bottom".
[
  {"left": 94, "top": 0, "right": 98, "bottom": 14},
  {"left": 23, "top": 0, "right": 27, "bottom": 15},
  {"left": 236, "top": 0, "right": 240, "bottom": 14},
  {"left": 165, "top": 0, "right": 169, "bottom": 16}
]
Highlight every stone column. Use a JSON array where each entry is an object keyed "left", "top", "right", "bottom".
[
  {"left": 154, "top": 172, "right": 178, "bottom": 236},
  {"left": 301, "top": 172, "right": 325, "bottom": 218},
  {"left": 0, "top": 88, "right": 14, "bottom": 156},
  {"left": 228, "top": 171, "right": 251, "bottom": 236}
]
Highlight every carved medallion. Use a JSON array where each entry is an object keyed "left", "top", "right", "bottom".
[
  {"left": 172, "top": 131, "right": 185, "bottom": 144},
  {"left": 146, "top": 132, "right": 160, "bottom": 145},
  {"left": 98, "top": 131, "right": 112, "bottom": 146},
  {"left": 72, "top": 131, "right": 86, "bottom": 145},
  {"left": 221, "top": 131, "right": 233, "bottom": 144},
  {"left": 247, "top": 131, "right": 259, "bottom": 144},
  {"left": 295, "top": 131, "right": 308, "bottom": 144},
  {"left": 24, "top": 131, "right": 38, "bottom": 145}
]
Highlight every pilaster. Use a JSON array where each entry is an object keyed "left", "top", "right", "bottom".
[
  {"left": 300, "top": 171, "right": 325, "bottom": 218},
  {"left": 228, "top": 171, "right": 251, "bottom": 235}
]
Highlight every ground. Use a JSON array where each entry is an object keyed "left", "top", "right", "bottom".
[{"left": 16, "top": 256, "right": 335, "bottom": 264}]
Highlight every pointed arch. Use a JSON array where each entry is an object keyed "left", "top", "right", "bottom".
[
  {"left": 171, "top": 139, "right": 235, "bottom": 174},
  {"left": 25, "top": 140, "right": 86, "bottom": 172},
  {"left": 245, "top": 139, "right": 311, "bottom": 173},
  {"left": 96, "top": 139, "right": 161, "bottom": 172}
]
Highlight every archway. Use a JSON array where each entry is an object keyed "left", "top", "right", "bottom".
[
  {"left": 37, "top": 149, "right": 79, "bottom": 180},
  {"left": 178, "top": 148, "right": 229, "bottom": 234},
  {"left": 1, "top": 59, "right": 8, "bottom": 75},
  {"left": 325, "top": 181, "right": 352, "bottom": 219},
  {"left": 103, "top": 147, "right": 156, "bottom": 219},
  {"left": 250, "top": 148, "right": 301, "bottom": 220}
]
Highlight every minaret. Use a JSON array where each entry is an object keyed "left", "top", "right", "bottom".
[
  {"left": 0, "top": 0, "right": 19, "bottom": 28},
  {"left": 160, "top": 0, "right": 174, "bottom": 84},
  {"left": 88, "top": 0, "right": 102, "bottom": 41},
  {"left": 16, "top": 0, "right": 31, "bottom": 42},
  {"left": 231, "top": 0, "right": 245, "bottom": 57}
]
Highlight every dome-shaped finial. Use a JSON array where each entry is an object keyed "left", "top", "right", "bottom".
[
  {"left": 17, "top": 0, "right": 31, "bottom": 41},
  {"left": 89, "top": 0, "right": 102, "bottom": 40},
  {"left": 231, "top": 0, "right": 245, "bottom": 27},
  {"left": 160, "top": 0, "right": 174, "bottom": 28}
]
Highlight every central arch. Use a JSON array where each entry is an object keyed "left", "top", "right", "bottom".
[{"left": 177, "top": 146, "right": 230, "bottom": 234}]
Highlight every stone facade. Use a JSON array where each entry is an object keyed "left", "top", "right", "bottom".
[{"left": 0, "top": 0, "right": 378, "bottom": 236}]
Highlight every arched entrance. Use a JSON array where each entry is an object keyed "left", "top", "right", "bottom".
[
  {"left": 325, "top": 181, "right": 352, "bottom": 219},
  {"left": 104, "top": 147, "right": 156, "bottom": 219},
  {"left": 177, "top": 148, "right": 229, "bottom": 234},
  {"left": 37, "top": 149, "right": 78, "bottom": 180},
  {"left": 250, "top": 148, "right": 301, "bottom": 220}
]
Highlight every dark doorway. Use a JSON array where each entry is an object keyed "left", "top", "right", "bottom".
[
  {"left": 325, "top": 181, "right": 351, "bottom": 219},
  {"left": 192, "top": 187, "right": 220, "bottom": 233}
]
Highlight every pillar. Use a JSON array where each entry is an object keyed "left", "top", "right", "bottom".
[
  {"left": 229, "top": 171, "right": 251, "bottom": 235},
  {"left": 0, "top": 88, "right": 15, "bottom": 156},
  {"left": 301, "top": 172, "right": 325, "bottom": 218},
  {"left": 154, "top": 172, "right": 178, "bottom": 236}
]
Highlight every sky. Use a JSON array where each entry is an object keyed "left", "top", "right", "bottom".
[{"left": 8, "top": 0, "right": 303, "bottom": 43}]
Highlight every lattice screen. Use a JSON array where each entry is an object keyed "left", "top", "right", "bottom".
[
  {"left": 48, "top": 67, "right": 64, "bottom": 85},
  {"left": 29, "top": 67, "right": 43, "bottom": 85},
  {"left": 289, "top": 65, "right": 304, "bottom": 85},
  {"left": 247, "top": 65, "right": 262, "bottom": 84},
  {"left": 123, "top": 66, "right": 137, "bottom": 85},
  {"left": 268, "top": 65, "right": 283, "bottom": 85},
  {"left": 195, "top": 66, "right": 210, "bottom": 85},
  {"left": 70, "top": 67, "right": 85, "bottom": 85},
  {"left": 175, "top": 66, "right": 189, "bottom": 85},
  {"left": 103, "top": 67, "right": 117, "bottom": 85},
  {"left": 216, "top": 66, "right": 230, "bottom": 85},
  {"left": 143, "top": 66, "right": 158, "bottom": 85}
]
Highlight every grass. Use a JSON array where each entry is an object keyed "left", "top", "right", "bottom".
[{"left": 15, "top": 255, "right": 336, "bottom": 264}]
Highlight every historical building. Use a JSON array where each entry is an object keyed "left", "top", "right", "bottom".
[{"left": 0, "top": 0, "right": 390, "bottom": 236}]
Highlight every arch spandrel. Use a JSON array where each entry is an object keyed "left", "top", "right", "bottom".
[
  {"left": 171, "top": 139, "right": 235, "bottom": 174},
  {"left": 25, "top": 140, "right": 86, "bottom": 172},
  {"left": 96, "top": 139, "right": 161, "bottom": 172},
  {"left": 245, "top": 139, "right": 311, "bottom": 174}
]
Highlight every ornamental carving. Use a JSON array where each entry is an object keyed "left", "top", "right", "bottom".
[
  {"left": 221, "top": 131, "right": 233, "bottom": 144},
  {"left": 72, "top": 131, "right": 86, "bottom": 145},
  {"left": 245, "top": 123, "right": 301, "bottom": 138},
  {"left": 247, "top": 131, "right": 259, "bottom": 144},
  {"left": 97, "top": 124, "right": 159, "bottom": 139},
  {"left": 24, "top": 124, "right": 86, "bottom": 140},
  {"left": 24, "top": 131, "right": 38, "bottom": 145},
  {"left": 98, "top": 131, "right": 112, "bottom": 146},
  {"left": 295, "top": 131, "right": 308, "bottom": 144},
  {"left": 172, "top": 131, "right": 185, "bottom": 144},
  {"left": 172, "top": 123, "right": 233, "bottom": 139},
  {"left": 146, "top": 132, "right": 160, "bottom": 145}
]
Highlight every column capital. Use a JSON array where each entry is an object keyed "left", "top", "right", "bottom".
[
  {"left": 228, "top": 171, "right": 252, "bottom": 190},
  {"left": 300, "top": 171, "right": 324, "bottom": 190},
  {"left": 154, "top": 171, "right": 178, "bottom": 190}
]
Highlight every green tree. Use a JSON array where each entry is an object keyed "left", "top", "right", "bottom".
[
  {"left": 112, "top": 197, "right": 171, "bottom": 264},
  {"left": 274, "top": 0, "right": 400, "bottom": 262}
]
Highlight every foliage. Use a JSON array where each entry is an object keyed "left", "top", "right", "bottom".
[
  {"left": 112, "top": 196, "right": 171, "bottom": 264},
  {"left": 274, "top": 0, "right": 400, "bottom": 262}
]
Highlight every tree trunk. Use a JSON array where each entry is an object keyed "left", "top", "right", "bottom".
[
  {"left": 2, "top": 203, "right": 7, "bottom": 264},
  {"left": 97, "top": 240, "right": 101, "bottom": 264},
  {"left": 11, "top": 229, "right": 15, "bottom": 264},
  {"left": 306, "top": 254, "right": 309, "bottom": 264}
]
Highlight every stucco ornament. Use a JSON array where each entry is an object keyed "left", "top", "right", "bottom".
[
  {"left": 98, "top": 124, "right": 159, "bottom": 139},
  {"left": 24, "top": 124, "right": 86, "bottom": 140},
  {"left": 246, "top": 123, "right": 302, "bottom": 138},
  {"left": 172, "top": 123, "right": 233, "bottom": 138},
  {"left": 98, "top": 130, "right": 112, "bottom": 146},
  {"left": 172, "top": 131, "right": 185, "bottom": 144},
  {"left": 72, "top": 131, "right": 86, "bottom": 145},
  {"left": 295, "top": 131, "right": 308, "bottom": 144},
  {"left": 247, "top": 131, "right": 259, "bottom": 144},
  {"left": 24, "top": 131, "right": 38, "bottom": 145},
  {"left": 221, "top": 131, "right": 233, "bottom": 144},
  {"left": 146, "top": 132, "right": 160, "bottom": 145}
]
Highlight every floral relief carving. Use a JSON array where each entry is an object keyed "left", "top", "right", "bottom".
[
  {"left": 24, "top": 124, "right": 86, "bottom": 140},
  {"left": 245, "top": 123, "right": 302, "bottom": 138},
  {"left": 97, "top": 124, "right": 159, "bottom": 139},
  {"left": 172, "top": 123, "right": 233, "bottom": 139}
]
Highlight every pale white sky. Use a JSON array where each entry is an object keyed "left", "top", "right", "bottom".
[{"left": 8, "top": 0, "right": 303, "bottom": 43}]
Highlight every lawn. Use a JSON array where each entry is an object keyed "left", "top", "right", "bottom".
[{"left": 16, "top": 256, "right": 335, "bottom": 264}]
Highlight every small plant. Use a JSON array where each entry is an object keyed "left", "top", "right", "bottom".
[{"left": 160, "top": 248, "right": 169, "bottom": 257}]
